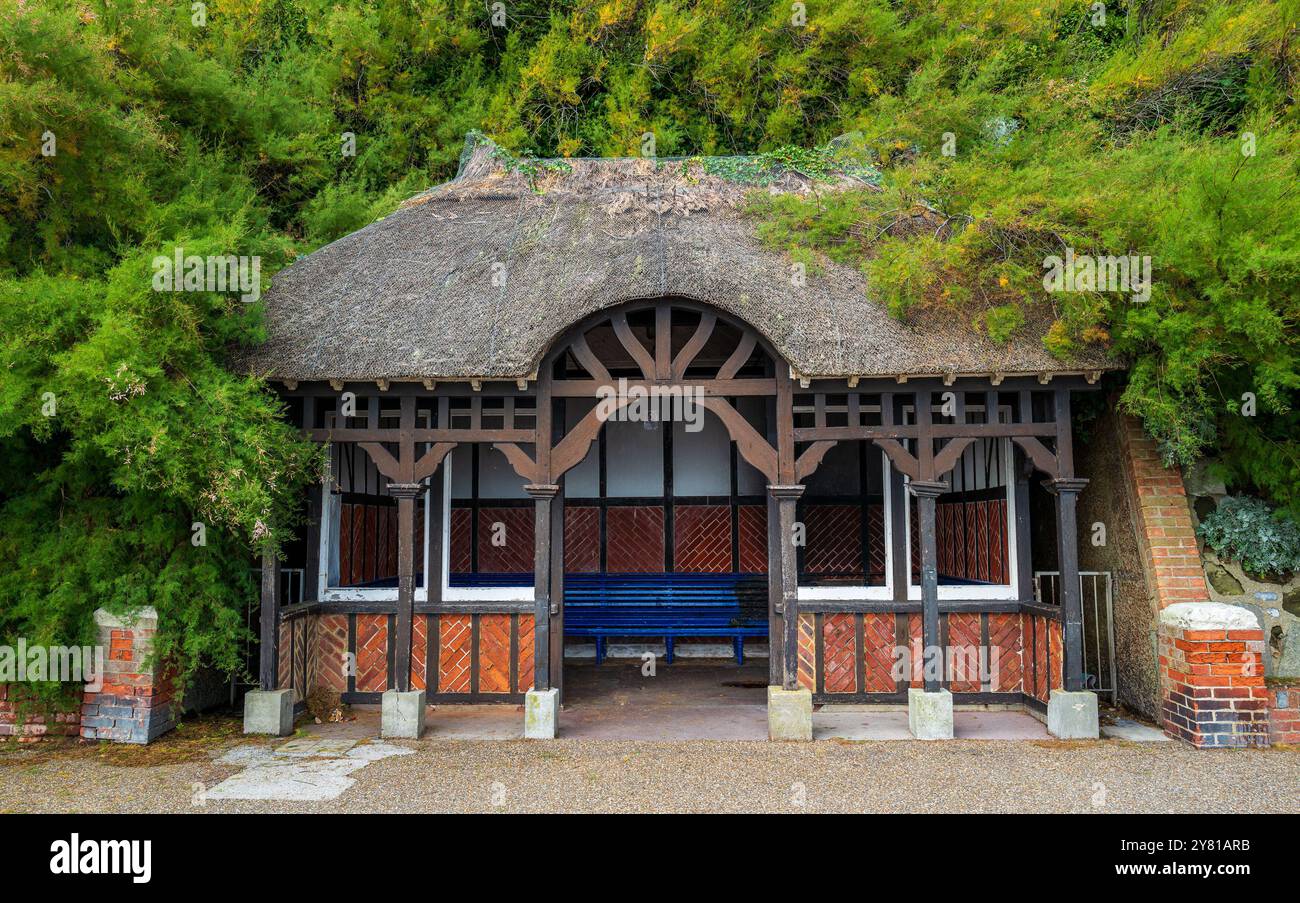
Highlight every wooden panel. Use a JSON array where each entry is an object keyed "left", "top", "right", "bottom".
[
  {"left": 673, "top": 505, "right": 731, "bottom": 573},
  {"left": 605, "top": 506, "right": 665, "bottom": 572}
]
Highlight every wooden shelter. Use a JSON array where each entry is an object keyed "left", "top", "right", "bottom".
[{"left": 241, "top": 135, "right": 1118, "bottom": 735}]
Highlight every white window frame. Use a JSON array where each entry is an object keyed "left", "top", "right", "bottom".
[
  {"left": 440, "top": 451, "right": 535, "bottom": 603},
  {"left": 317, "top": 453, "right": 432, "bottom": 604},
  {"left": 904, "top": 430, "right": 1019, "bottom": 601},
  {"left": 797, "top": 449, "right": 894, "bottom": 601}
]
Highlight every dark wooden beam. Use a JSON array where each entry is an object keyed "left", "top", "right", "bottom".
[
  {"left": 770, "top": 485, "right": 805, "bottom": 690},
  {"left": 908, "top": 479, "right": 948, "bottom": 693}
]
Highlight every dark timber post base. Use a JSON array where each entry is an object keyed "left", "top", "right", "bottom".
[
  {"left": 258, "top": 546, "right": 281, "bottom": 691},
  {"left": 526, "top": 483, "right": 560, "bottom": 692},
  {"left": 388, "top": 481, "right": 427, "bottom": 694},
  {"left": 1046, "top": 477, "right": 1089, "bottom": 692},
  {"left": 768, "top": 485, "right": 804, "bottom": 691},
  {"left": 907, "top": 480, "right": 948, "bottom": 693}
]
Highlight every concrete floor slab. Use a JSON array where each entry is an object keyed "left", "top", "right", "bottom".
[{"left": 1101, "top": 718, "right": 1171, "bottom": 742}]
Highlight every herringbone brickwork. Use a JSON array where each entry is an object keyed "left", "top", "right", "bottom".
[
  {"left": 477, "top": 507, "right": 534, "bottom": 573},
  {"left": 822, "top": 613, "right": 857, "bottom": 693},
  {"left": 355, "top": 614, "right": 388, "bottom": 692},
  {"left": 674, "top": 505, "right": 731, "bottom": 572},
  {"left": 802, "top": 504, "right": 862, "bottom": 575},
  {"left": 478, "top": 614, "right": 512, "bottom": 693},
  {"left": 564, "top": 506, "right": 600, "bottom": 572},
  {"left": 438, "top": 614, "right": 472, "bottom": 693},
  {"left": 517, "top": 615, "right": 535, "bottom": 692},
  {"left": 737, "top": 505, "right": 767, "bottom": 573},
  {"left": 988, "top": 613, "right": 1022, "bottom": 693},
  {"left": 862, "top": 613, "right": 897, "bottom": 692},
  {"left": 606, "top": 506, "right": 665, "bottom": 572}
]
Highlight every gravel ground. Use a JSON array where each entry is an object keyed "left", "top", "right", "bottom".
[{"left": 1, "top": 737, "right": 1296, "bottom": 814}]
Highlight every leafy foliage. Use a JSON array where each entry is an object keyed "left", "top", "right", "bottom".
[
  {"left": 1, "top": 0, "right": 1297, "bottom": 705},
  {"left": 1198, "top": 496, "right": 1300, "bottom": 580}
]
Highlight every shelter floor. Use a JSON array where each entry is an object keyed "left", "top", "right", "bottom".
[{"left": 403, "top": 659, "right": 1051, "bottom": 741}]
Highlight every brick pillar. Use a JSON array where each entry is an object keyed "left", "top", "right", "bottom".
[
  {"left": 80, "top": 608, "right": 175, "bottom": 744},
  {"left": 1157, "top": 602, "right": 1269, "bottom": 748},
  {"left": 1116, "top": 415, "right": 1210, "bottom": 607},
  {"left": 1267, "top": 685, "right": 1300, "bottom": 745}
]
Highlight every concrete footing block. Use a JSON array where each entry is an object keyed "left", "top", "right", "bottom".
[
  {"left": 243, "top": 689, "right": 294, "bottom": 736},
  {"left": 767, "top": 686, "right": 813, "bottom": 741},
  {"left": 1047, "top": 689, "right": 1099, "bottom": 739},
  {"left": 524, "top": 688, "right": 559, "bottom": 739},
  {"left": 908, "top": 688, "right": 953, "bottom": 740},
  {"left": 381, "top": 690, "right": 427, "bottom": 739}
]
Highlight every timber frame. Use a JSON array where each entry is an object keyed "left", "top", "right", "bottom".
[{"left": 263, "top": 298, "right": 1096, "bottom": 707}]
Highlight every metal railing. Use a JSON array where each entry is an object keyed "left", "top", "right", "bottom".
[
  {"left": 237, "top": 568, "right": 306, "bottom": 701},
  {"left": 1033, "top": 570, "right": 1117, "bottom": 703}
]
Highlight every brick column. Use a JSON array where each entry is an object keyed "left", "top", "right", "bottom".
[
  {"left": 1157, "top": 602, "right": 1269, "bottom": 748},
  {"left": 1266, "top": 685, "right": 1300, "bottom": 745},
  {"left": 80, "top": 608, "right": 175, "bottom": 744},
  {"left": 1117, "top": 415, "right": 1210, "bottom": 607}
]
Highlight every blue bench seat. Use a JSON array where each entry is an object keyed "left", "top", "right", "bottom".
[{"left": 564, "top": 572, "right": 767, "bottom": 665}]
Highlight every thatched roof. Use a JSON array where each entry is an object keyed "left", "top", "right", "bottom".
[{"left": 238, "top": 135, "right": 1117, "bottom": 384}]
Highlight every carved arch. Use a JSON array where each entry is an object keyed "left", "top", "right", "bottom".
[{"left": 540, "top": 299, "right": 785, "bottom": 484}]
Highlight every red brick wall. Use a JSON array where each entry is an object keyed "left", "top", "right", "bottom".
[
  {"left": 0, "top": 685, "right": 79, "bottom": 742},
  {"left": 674, "top": 505, "right": 731, "bottom": 572},
  {"left": 81, "top": 610, "right": 175, "bottom": 744},
  {"left": 605, "top": 506, "right": 665, "bottom": 572},
  {"left": 1158, "top": 605, "right": 1269, "bottom": 748},
  {"left": 1117, "top": 415, "right": 1209, "bottom": 607},
  {"left": 1267, "top": 685, "right": 1300, "bottom": 745}
]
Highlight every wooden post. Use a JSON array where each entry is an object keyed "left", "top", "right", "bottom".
[
  {"left": 769, "top": 484, "right": 804, "bottom": 691},
  {"left": 258, "top": 545, "right": 280, "bottom": 691},
  {"left": 1048, "top": 477, "right": 1089, "bottom": 692},
  {"left": 526, "top": 483, "right": 560, "bottom": 692},
  {"left": 908, "top": 480, "right": 948, "bottom": 693},
  {"left": 388, "top": 481, "right": 426, "bottom": 694}
]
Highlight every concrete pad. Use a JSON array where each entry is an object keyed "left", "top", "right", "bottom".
[
  {"left": 345, "top": 742, "right": 414, "bottom": 761},
  {"left": 524, "top": 688, "right": 559, "bottom": 739},
  {"left": 274, "top": 737, "right": 357, "bottom": 758},
  {"left": 1101, "top": 718, "right": 1171, "bottom": 742},
  {"left": 242, "top": 689, "right": 294, "bottom": 736},
  {"left": 815, "top": 708, "right": 1049, "bottom": 740},
  {"left": 381, "top": 690, "right": 426, "bottom": 739},
  {"left": 908, "top": 688, "right": 954, "bottom": 740},
  {"left": 768, "top": 686, "right": 813, "bottom": 741},
  {"left": 206, "top": 757, "right": 367, "bottom": 802},
  {"left": 1047, "top": 690, "right": 1099, "bottom": 739}
]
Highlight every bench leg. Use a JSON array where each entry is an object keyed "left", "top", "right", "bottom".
[
  {"left": 664, "top": 637, "right": 674, "bottom": 665},
  {"left": 734, "top": 637, "right": 744, "bottom": 666},
  {"left": 595, "top": 637, "right": 605, "bottom": 666}
]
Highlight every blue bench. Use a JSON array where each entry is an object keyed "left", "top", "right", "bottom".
[{"left": 564, "top": 572, "right": 768, "bottom": 665}]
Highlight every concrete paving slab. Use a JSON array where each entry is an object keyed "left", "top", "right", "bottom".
[
  {"left": 814, "top": 709, "right": 1050, "bottom": 741},
  {"left": 1101, "top": 718, "right": 1171, "bottom": 742},
  {"left": 275, "top": 737, "right": 357, "bottom": 758}
]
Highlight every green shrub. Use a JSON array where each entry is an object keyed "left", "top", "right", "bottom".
[{"left": 1197, "top": 496, "right": 1300, "bottom": 581}]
